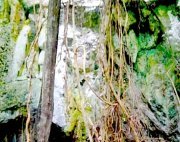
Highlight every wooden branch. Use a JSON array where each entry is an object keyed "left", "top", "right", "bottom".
[{"left": 37, "top": 0, "right": 61, "bottom": 142}]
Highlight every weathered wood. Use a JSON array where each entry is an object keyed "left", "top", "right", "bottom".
[{"left": 37, "top": 0, "right": 61, "bottom": 142}]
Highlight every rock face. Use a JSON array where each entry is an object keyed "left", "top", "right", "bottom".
[
  {"left": 53, "top": 0, "right": 102, "bottom": 126},
  {"left": 38, "top": 23, "right": 47, "bottom": 50},
  {"left": 53, "top": 24, "right": 101, "bottom": 127},
  {"left": 0, "top": 0, "right": 43, "bottom": 125},
  {"left": 0, "top": 0, "right": 179, "bottom": 141},
  {"left": 126, "top": 1, "right": 180, "bottom": 140}
]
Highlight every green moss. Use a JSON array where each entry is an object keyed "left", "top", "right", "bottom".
[
  {"left": 138, "top": 33, "right": 156, "bottom": 50},
  {"left": 155, "top": 5, "right": 168, "bottom": 17},
  {"left": 155, "top": 4, "right": 178, "bottom": 17},
  {"left": 11, "top": 1, "right": 25, "bottom": 41},
  {"left": 0, "top": 79, "right": 41, "bottom": 122},
  {"left": 142, "top": 8, "right": 151, "bottom": 17},
  {"left": 154, "top": 4, "right": 179, "bottom": 32},
  {"left": 65, "top": 107, "right": 86, "bottom": 141},
  {"left": 135, "top": 43, "right": 175, "bottom": 75},
  {"left": 0, "top": 0, "right": 10, "bottom": 23},
  {"left": 135, "top": 51, "right": 148, "bottom": 77},
  {"left": 127, "top": 11, "right": 137, "bottom": 27},
  {"left": 26, "top": 27, "right": 35, "bottom": 56},
  {"left": 175, "top": 67, "right": 180, "bottom": 94},
  {"left": 135, "top": 42, "right": 178, "bottom": 127},
  {"left": 66, "top": 109, "right": 81, "bottom": 132},
  {"left": 19, "top": 107, "right": 27, "bottom": 116},
  {"left": 25, "top": 40, "right": 30, "bottom": 56},
  {"left": 65, "top": 93, "right": 91, "bottom": 142},
  {"left": 65, "top": 110, "right": 87, "bottom": 141},
  {"left": 148, "top": 14, "right": 161, "bottom": 34},
  {"left": 94, "top": 63, "right": 99, "bottom": 70},
  {"left": 26, "top": 4, "right": 40, "bottom": 15},
  {"left": 0, "top": 24, "right": 12, "bottom": 85},
  {"left": 83, "top": 11, "right": 100, "bottom": 30}
]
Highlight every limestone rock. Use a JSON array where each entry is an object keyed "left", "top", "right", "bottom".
[
  {"left": 7, "top": 25, "right": 31, "bottom": 82},
  {"left": 38, "top": 24, "right": 47, "bottom": 49},
  {"left": 24, "top": 0, "right": 49, "bottom": 7},
  {"left": 167, "top": 12, "right": 180, "bottom": 50},
  {"left": 38, "top": 50, "right": 45, "bottom": 65}
]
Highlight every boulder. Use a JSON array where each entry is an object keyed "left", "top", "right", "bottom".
[{"left": 0, "top": 78, "right": 41, "bottom": 123}]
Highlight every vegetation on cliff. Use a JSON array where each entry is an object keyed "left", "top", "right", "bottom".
[{"left": 0, "top": 0, "right": 179, "bottom": 141}]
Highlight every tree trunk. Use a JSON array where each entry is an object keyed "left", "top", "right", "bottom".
[{"left": 37, "top": 0, "right": 61, "bottom": 142}]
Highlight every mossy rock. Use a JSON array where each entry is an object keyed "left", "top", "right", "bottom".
[
  {"left": 126, "top": 31, "right": 157, "bottom": 63},
  {"left": 135, "top": 44, "right": 179, "bottom": 135},
  {"left": 0, "top": 79, "right": 41, "bottom": 123},
  {"left": 154, "top": 4, "right": 179, "bottom": 31},
  {"left": 0, "top": 24, "right": 12, "bottom": 85},
  {"left": 10, "top": 0, "right": 25, "bottom": 41},
  {"left": 138, "top": 33, "right": 156, "bottom": 50},
  {"left": 126, "top": 30, "right": 138, "bottom": 63}
]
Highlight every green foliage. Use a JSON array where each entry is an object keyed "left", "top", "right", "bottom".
[
  {"left": 28, "top": 30, "right": 36, "bottom": 43},
  {"left": 19, "top": 107, "right": 27, "bottom": 116},
  {"left": 25, "top": 26, "right": 35, "bottom": 56},
  {"left": 65, "top": 93, "right": 91, "bottom": 142},
  {"left": 66, "top": 109, "right": 87, "bottom": 142}
]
